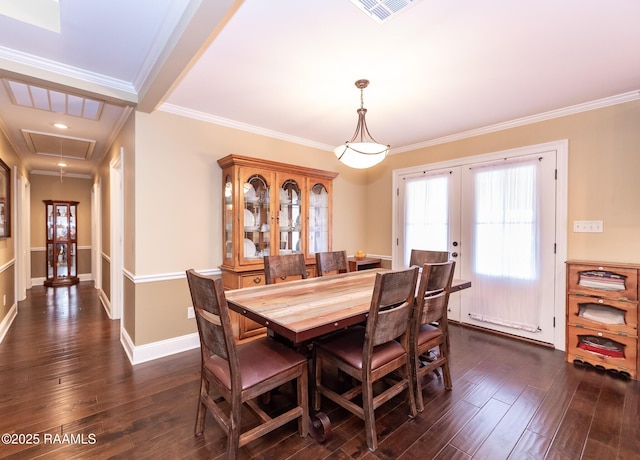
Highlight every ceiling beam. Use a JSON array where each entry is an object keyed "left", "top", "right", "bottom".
[{"left": 136, "top": 0, "right": 244, "bottom": 113}]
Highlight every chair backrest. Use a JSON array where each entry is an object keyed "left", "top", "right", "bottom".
[
  {"left": 264, "top": 253, "right": 308, "bottom": 284},
  {"left": 409, "top": 249, "right": 449, "bottom": 267},
  {"left": 363, "top": 267, "right": 419, "bottom": 369},
  {"left": 315, "top": 250, "right": 349, "bottom": 276},
  {"left": 414, "top": 261, "right": 455, "bottom": 326},
  {"left": 185, "top": 269, "right": 240, "bottom": 384}
]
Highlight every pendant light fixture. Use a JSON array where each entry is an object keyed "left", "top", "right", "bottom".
[{"left": 334, "top": 79, "right": 389, "bottom": 169}]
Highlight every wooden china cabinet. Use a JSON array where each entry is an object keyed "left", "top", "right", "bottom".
[
  {"left": 44, "top": 200, "right": 79, "bottom": 287},
  {"left": 217, "top": 154, "right": 338, "bottom": 340}
]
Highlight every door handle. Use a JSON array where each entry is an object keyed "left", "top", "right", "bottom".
[{"left": 451, "top": 252, "right": 458, "bottom": 258}]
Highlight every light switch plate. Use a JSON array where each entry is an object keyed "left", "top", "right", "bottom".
[{"left": 573, "top": 220, "right": 603, "bottom": 232}]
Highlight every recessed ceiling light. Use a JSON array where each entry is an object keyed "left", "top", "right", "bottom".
[{"left": 53, "top": 123, "right": 68, "bottom": 129}]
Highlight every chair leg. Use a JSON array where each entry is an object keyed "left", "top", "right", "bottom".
[
  {"left": 414, "top": 357, "right": 425, "bottom": 413},
  {"left": 442, "top": 364, "right": 452, "bottom": 390},
  {"left": 405, "top": 362, "right": 417, "bottom": 418},
  {"left": 194, "top": 376, "right": 208, "bottom": 435},
  {"left": 228, "top": 400, "right": 241, "bottom": 459},
  {"left": 362, "top": 378, "right": 378, "bottom": 451},
  {"left": 441, "top": 345, "right": 452, "bottom": 390}
]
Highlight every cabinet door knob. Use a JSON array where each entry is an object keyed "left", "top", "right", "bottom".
[
  {"left": 597, "top": 332, "right": 603, "bottom": 337},
  {"left": 253, "top": 277, "right": 262, "bottom": 284}
]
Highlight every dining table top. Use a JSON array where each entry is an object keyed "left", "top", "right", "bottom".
[{"left": 225, "top": 268, "right": 471, "bottom": 345}]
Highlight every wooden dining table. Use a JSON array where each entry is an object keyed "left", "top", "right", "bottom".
[
  {"left": 225, "top": 268, "right": 471, "bottom": 346},
  {"left": 225, "top": 268, "right": 471, "bottom": 442}
]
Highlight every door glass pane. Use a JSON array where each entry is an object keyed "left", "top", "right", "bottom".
[
  {"left": 467, "top": 159, "right": 541, "bottom": 332},
  {"left": 224, "top": 175, "right": 233, "bottom": 260},
  {"left": 279, "top": 179, "right": 302, "bottom": 254},
  {"left": 69, "top": 205, "right": 76, "bottom": 239},
  {"left": 70, "top": 243, "right": 77, "bottom": 276},
  {"left": 244, "top": 174, "right": 270, "bottom": 259},
  {"left": 55, "top": 204, "right": 68, "bottom": 240},
  {"left": 308, "top": 183, "right": 328, "bottom": 254},
  {"left": 56, "top": 243, "right": 69, "bottom": 278},
  {"left": 47, "top": 243, "right": 53, "bottom": 278},
  {"left": 47, "top": 204, "right": 53, "bottom": 240},
  {"left": 403, "top": 174, "right": 449, "bottom": 265}
]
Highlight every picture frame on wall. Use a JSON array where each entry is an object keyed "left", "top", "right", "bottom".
[{"left": 0, "top": 158, "right": 10, "bottom": 238}]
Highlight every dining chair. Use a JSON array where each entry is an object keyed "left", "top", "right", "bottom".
[
  {"left": 409, "top": 249, "right": 449, "bottom": 267},
  {"left": 315, "top": 250, "right": 350, "bottom": 276},
  {"left": 410, "top": 261, "right": 455, "bottom": 412},
  {"left": 185, "top": 269, "right": 309, "bottom": 458},
  {"left": 312, "top": 267, "right": 419, "bottom": 451},
  {"left": 264, "top": 253, "right": 309, "bottom": 284}
]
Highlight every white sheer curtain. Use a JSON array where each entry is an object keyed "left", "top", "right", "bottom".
[
  {"left": 403, "top": 173, "right": 449, "bottom": 265},
  {"left": 468, "top": 158, "right": 542, "bottom": 332}
]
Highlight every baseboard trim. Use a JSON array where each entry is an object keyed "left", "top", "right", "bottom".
[
  {"left": 0, "top": 303, "right": 17, "bottom": 344},
  {"left": 121, "top": 328, "right": 200, "bottom": 365}
]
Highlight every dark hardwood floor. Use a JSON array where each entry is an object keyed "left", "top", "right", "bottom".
[{"left": 1, "top": 282, "right": 638, "bottom": 459}]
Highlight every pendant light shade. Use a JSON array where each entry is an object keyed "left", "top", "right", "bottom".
[{"left": 334, "top": 79, "right": 389, "bottom": 169}]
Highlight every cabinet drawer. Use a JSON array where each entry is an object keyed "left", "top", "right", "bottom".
[
  {"left": 240, "top": 273, "right": 265, "bottom": 288},
  {"left": 566, "top": 325, "right": 637, "bottom": 378},
  {"left": 567, "top": 263, "right": 638, "bottom": 301},
  {"left": 567, "top": 295, "right": 637, "bottom": 336}
]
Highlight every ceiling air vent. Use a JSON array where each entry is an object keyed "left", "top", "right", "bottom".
[
  {"left": 3, "top": 79, "right": 103, "bottom": 120},
  {"left": 349, "top": 0, "right": 423, "bottom": 24}
]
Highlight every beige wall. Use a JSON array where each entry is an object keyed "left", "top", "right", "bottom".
[
  {"left": 128, "top": 109, "right": 369, "bottom": 344},
  {"left": 364, "top": 100, "right": 640, "bottom": 264},
  {"left": 111, "top": 99, "right": 640, "bottom": 348},
  {"left": 94, "top": 109, "right": 135, "bottom": 335},
  {"left": 134, "top": 110, "right": 367, "bottom": 275},
  {"left": 0, "top": 128, "right": 27, "bottom": 326},
  {"left": 28, "top": 174, "right": 93, "bottom": 281},
  {"left": 29, "top": 174, "right": 92, "bottom": 248}
]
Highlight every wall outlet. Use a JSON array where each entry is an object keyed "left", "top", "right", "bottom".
[
  {"left": 187, "top": 306, "right": 195, "bottom": 319},
  {"left": 573, "top": 220, "right": 603, "bottom": 232}
]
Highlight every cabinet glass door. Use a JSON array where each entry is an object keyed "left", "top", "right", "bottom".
[
  {"left": 224, "top": 174, "right": 233, "bottom": 261},
  {"left": 242, "top": 173, "right": 271, "bottom": 261},
  {"left": 46, "top": 243, "right": 54, "bottom": 278},
  {"left": 278, "top": 178, "right": 302, "bottom": 255},
  {"left": 308, "top": 182, "right": 329, "bottom": 255},
  {"left": 44, "top": 200, "right": 79, "bottom": 286}
]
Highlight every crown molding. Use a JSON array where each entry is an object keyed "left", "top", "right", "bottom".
[
  {"left": 0, "top": 45, "right": 137, "bottom": 102},
  {"left": 392, "top": 90, "right": 640, "bottom": 154},
  {"left": 158, "top": 102, "right": 335, "bottom": 151},
  {"left": 162, "top": 91, "right": 640, "bottom": 155}
]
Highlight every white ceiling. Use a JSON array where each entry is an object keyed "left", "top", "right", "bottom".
[{"left": 1, "top": 0, "right": 640, "bottom": 177}]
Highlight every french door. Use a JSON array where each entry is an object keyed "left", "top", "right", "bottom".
[{"left": 397, "top": 147, "right": 560, "bottom": 345}]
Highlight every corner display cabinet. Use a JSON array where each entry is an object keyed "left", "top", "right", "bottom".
[
  {"left": 217, "top": 154, "right": 338, "bottom": 340},
  {"left": 44, "top": 200, "right": 79, "bottom": 287},
  {"left": 566, "top": 260, "right": 639, "bottom": 380}
]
